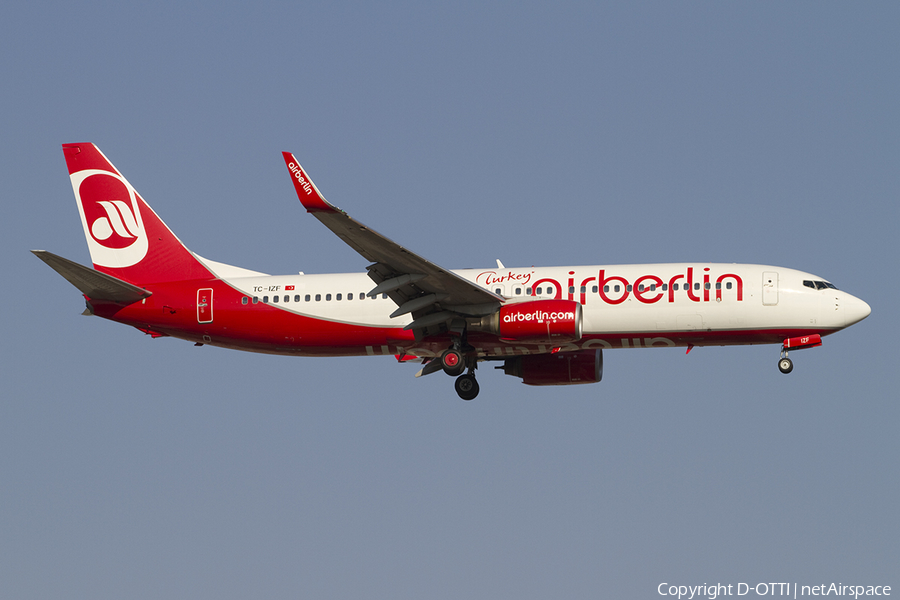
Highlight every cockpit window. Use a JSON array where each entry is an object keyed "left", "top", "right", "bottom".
[{"left": 804, "top": 279, "right": 838, "bottom": 291}]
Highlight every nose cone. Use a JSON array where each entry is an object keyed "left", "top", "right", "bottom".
[{"left": 842, "top": 294, "right": 871, "bottom": 327}]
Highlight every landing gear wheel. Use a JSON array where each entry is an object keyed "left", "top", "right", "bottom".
[
  {"left": 778, "top": 357, "right": 793, "bottom": 374},
  {"left": 455, "top": 374, "right": 479, "bottom": 400},
  {"left": 441, "top": 349, "right": 465, "bottom": 376}
]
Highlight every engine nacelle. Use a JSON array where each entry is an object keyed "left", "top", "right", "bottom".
[
  {"left": 471, "top": 299, "right": 583, "bottom": 344},
  {"left": 500, "top": 349, "right": 603, "bottom": 386}
]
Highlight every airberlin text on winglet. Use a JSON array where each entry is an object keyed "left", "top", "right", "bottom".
[{"left": 287, "top": 161, "right": 314, "bottom": 195}]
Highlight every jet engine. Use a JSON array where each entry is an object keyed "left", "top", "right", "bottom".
[{"left": 470, "top": 299, "right": 582, "bottom": 344}]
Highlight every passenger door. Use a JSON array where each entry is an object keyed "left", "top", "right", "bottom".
[{"left": 762, "top": 272, "right": 778, "bottom": 306}]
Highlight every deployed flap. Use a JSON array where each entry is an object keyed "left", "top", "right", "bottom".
[
  {"left": 32, "top": 250, "right": 151, "bottom": 304},
  {"left": 282, "top": 153, "right": 502, "bottom": 321}
]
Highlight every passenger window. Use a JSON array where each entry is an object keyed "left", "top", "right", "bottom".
[
  {"left": 569, "top": 286, "right": 575, "bottom": 294},
  {"left": 694, "top": 283, "right": 700, "bottom": 290},
  {"left": 638, "top": 284, "right": 645, "bottom": 292},
  {"left": 727, "top": 282, "right": 733, "bottom": 289},
  {"left": 673, "top": 284, "right": 679, "bottom": 291},
  {"left": 536, "top": 287, "right": 543, "bottom": 295},
  {"left": 614, "top": 285, "right": 620, "bottom": 292},
  {"left": 253, "top": 296, "right": 259, "bottom": 304},
  {"left": 604, "top": 285, "right": 610, "bottom": 292},
  {"left": 515, "top": 288, "right": 522, "bottom": 295},
  {"left": 336, "top": 293, "right": 342, "bottom": 301},
  {"left": 305, "top": 294, "right": 311, "bottom": 302},
  {"left": 348, "top": 293, "right": 354, "bottom": 300},
  {"left": 526, "top": 287, "right": 532, "bottom": 295},
  {"left": 495, "top": 288, "right": 502, "bottom": 295},
  {"left": 382, "top": 293, "right": 388, "bottom": 299},
  {"left": 704, "top": 283, "right": 710, "bottom": 290},
  {"left": 315, "top": 294, "right": 321, "bottom": 301},
  {"left": 263, "top": 296, "right": 269, "bottom": 303},
  {"left": 273, "top": 295, "right": 279, "bottom": 303},
  {"left": 242, "top": 297, "right": 248, "bottom": 305},
  {"left": 294, "top": 295, "right": 301, "bottom": 302},
  {"left": 326, "top": 294, "right": 332, "bottom": 301},
  {"left": 592, "top": 285, "right": 598, "bottom": 293}
]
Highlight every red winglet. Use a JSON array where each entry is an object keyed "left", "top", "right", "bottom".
[{"left": 281, "top": 152, "right": 336, "bottom": 213}]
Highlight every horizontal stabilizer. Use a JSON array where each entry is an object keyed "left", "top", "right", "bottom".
[{"left": 32, "top": 250, "right": 151, "bottom": 304}]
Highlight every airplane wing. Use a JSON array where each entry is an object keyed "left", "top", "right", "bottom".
[{"left": 282, "top": 153, "right": 503, "bottom": 336}]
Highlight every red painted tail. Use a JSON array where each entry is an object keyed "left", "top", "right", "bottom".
[{"left": 63, "top": 143, "right": 213, "bottom": 285}]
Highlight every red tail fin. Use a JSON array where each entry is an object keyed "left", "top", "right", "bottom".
[{"left": 63, "top": 143, "right": 213, "bottom": 285}]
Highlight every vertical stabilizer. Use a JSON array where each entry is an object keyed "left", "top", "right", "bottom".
[{"left": 62, "top": 143, "right": 213, "bottom": 285}]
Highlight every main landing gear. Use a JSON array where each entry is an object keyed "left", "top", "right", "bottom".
[
  {"left": 440, "top": 348, "right": 465, "bottom": 376},
  {"left": 454, "top": 373, "right": 479, "bottom": 401},
  {"left": 439, "top": 340, "right": 480, "bottom": 400}
]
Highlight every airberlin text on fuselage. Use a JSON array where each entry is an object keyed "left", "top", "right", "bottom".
[
  {"left": 478, "top": 267, "right": 744, "bottom": 305},
  {"left": 287, "top": 162, "right": 313, "bottom": 195}
]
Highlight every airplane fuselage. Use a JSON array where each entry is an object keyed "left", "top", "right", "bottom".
[{"left": 91, "top": 261, "right": 869, "bottom": 358}]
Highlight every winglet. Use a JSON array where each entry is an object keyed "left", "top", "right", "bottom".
[{"left": 282, "top": 152, "right": 338, "bottom": 213}]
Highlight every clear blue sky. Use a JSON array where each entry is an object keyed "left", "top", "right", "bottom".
[{"left": 2, "top": 2, "right": 897, "bottom": 598}]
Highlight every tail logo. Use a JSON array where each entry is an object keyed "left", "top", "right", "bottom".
[{"left": 71, "top": 169, "right": 149, "bottom": 268}]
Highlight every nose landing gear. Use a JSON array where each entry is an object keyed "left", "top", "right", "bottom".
[
  {"left": 777, "top": 334, "right": 822, "bottom": 374},
  {"left": 778, "top": 356, "right": 794, "bottom": 374}
]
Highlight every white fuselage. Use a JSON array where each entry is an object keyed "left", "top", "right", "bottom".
[{"left": 212, "top": 262, "right": 869, "bottom": 356}]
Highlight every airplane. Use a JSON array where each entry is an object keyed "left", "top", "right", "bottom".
[{"left": 34, "top": 143, "right": 871, "bottom": 400}]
